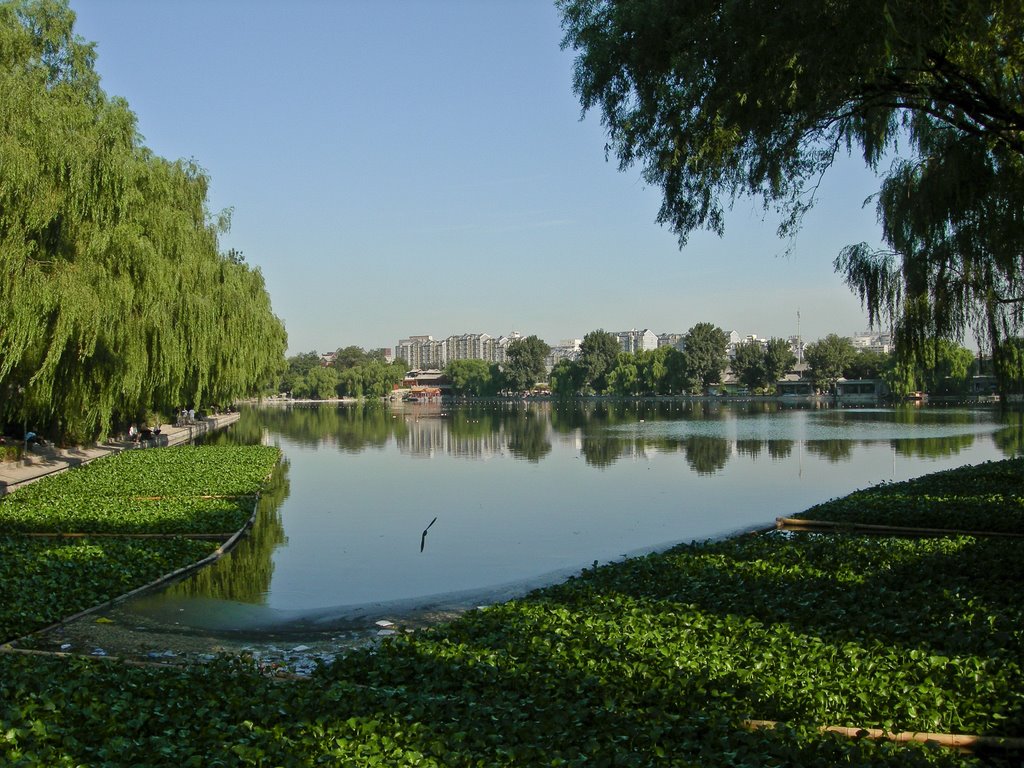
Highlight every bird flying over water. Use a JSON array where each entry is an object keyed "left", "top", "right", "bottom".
[{"left": 420, "top": 516, "right": 437, "bottom": 552}]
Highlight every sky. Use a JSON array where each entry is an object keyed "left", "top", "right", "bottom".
[{"left": 70, "top": 0, "right": 888, "bottom": 355}]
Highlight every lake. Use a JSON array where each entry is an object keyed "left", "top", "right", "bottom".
[{"left": 43, "top": 400, "right": 1024, "bottom": 663}]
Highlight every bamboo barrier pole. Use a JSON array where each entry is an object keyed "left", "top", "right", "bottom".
[
  {"left": 743, "top": 719, "right": 1024, "bottom": 753},
  {"left": 776, "top": 517, "right": 1024, "bottom": 539}
]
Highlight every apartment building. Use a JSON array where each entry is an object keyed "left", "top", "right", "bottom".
[
  {"left": 615, "top": 329, "right": 659, "bottom": 353},
  {"left": 851, "top": 331, "right": 894, "bottom": 354}
]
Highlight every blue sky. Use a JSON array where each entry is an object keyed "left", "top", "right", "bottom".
[{"left": 70, "top": 0, "right": 886, "bottom": 355}]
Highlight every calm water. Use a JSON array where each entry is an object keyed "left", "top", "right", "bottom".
[{"left": 45, "top": 401, "right": 1024, "bottom": 658}]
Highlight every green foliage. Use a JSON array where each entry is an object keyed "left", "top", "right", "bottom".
[
  {"left": 560, "top": 0, "right": 1024, "bottom": 386},
  {"left": 293, "top": 366, "right": 339, "bottom": 400},
  {"left": 167, "top": 459, "right": 289, "bottom": 603},
  {"left": 1, "top": 442, "right": 1023, "bottom": 765},
  {"left": 0, "top": 443, "right": 22, "bottom": 462},
  {"left": 798, "top": 457, "right": 1024, "bottom": 533},
  {"left": 336, "top": 360, "right": 404, "bottom": 399},
  {"left": 881, "top": 340, "right": 977, "bottom": 396},
  {"left": 0, "top": 444, "right": 278, "bottom": 534},
  {"left": 284, "top": 351, "right": 322, "bottom": 379},
  {"left": 0, "top": 496, "right": 253, "bottom": 535},
  {"left": 763, "top": 337, "right": 797, "bottom": 387},
  {"left": 501, "top": 335, "right": 550, "bottom": 392},
  {"left": 444, "top": 359, "right": 497, "bottom": 397},
  {"left": 732, "top": 341, "right": 767, "bottom": 392},
  {"left": 0, "top": 1, "right": 286, "bottom": 442},
  {"left": 634, "top": 347, "right": 668, "bottom": 394},
  {"left": 1, "top": 444, "right": 280, "bottom": 500},
  {"left": 549, "top": 358, "right": 587, "bottom": 396},
  {"left": 0, "top": 536, "right": 217, "bottom": 642},
  {"left": 805, "top": 334, "right": 856, "bottom": 391},
  {"left": 682, "top": 322, "right": 729, "bottom": 391},
  {"left": 332, "top": 345, "right": 370, "bottom": 371},
  {"left": 845, "top": 348, "right": 891, "bottom": 380},
  {"left": 996, "top": 338, "right": 1024, "bottom": 396},
  {"left": 606, "top": 352, "right": 639, "bottom": 395},
  {"left": 577, "top": 330, "right": 621, "bottom": 394},
  {"left": 0, "top": 443, "right": 278, "bottom": 643}
]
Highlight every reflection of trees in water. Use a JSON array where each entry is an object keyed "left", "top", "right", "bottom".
[
  {"left": 233, "top": 401, "right": 990, "bottom": 470},
  {"left": 447, "top": 408, "right": 503, "bottom": 440},
  {"left": 891, "top": 434, "right": 975, "bottom": 458},
  {"left": 580, "top": 435, "right": 625, "bottom": 468},
  {"left": 505, "top": 411, "right": 552, "bottom": 462},
  {"left": 398, "top": 403, "right": 553, "bottom": 460},
  {"left": 735, "top": 439, "right": 762, "bottom": 459},
  {"left": 994, "top": 410, "right": 1024, "bottom": 457},
  {"left": 684, "top": 436, "right": 730, "bottom": 475},
  {"left": 766, "top": 440, "right": 794, "bottom": 460},
  {"left": 558, "top": 401, "right": 792, "bottom": 470},
  {"left": 805, "top": 440, "right": 854, "bottom": 463},
  {"left": 823, "top": 405, "right": 977, "bottom": 427},
  {"left": 166, "top": 459, "right": 290, "bottom": 604},
  {"left": 249, "top": 403, "right": 404, "bottom": 451},
  {"left": 197, "top": 409, "right": 266, "bottom": 446}
]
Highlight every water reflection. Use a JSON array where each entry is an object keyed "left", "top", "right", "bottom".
[
  {"left": 994, "top": 410, "right": 1024, "bottom": 456},
  {"left": 238, "top": 403, "right": 405, "bottom": 451},
  {"left": 805, "top": 440, "right": 854, "bottom": 463},
  {"left": 164, "top": 459, "right": 291, "bottom": 604},
  {"left": 51, "top": 400, "right": 1021, "bottom": 660},
  {"left": 230, "top": 401, "right": 1022, "bottom": 471},
  {"left": 684, "top": 436, "right": 731, "bottom": 475}
]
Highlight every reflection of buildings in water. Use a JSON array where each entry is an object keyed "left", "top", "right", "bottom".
[
  {"left": 396, "top": 416, "right": 507, "bottom": 460},
  {"left": 395, "top": 416, "right": 449, "bottom": 458},
  {"left": 394, "top": 410, "right": 555, "bottom": 460},
  {"left": 449, "top": 430, "right": 507, "bottom": 459}
]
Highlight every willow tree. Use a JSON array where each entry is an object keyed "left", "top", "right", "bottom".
[
  {"left": 0, "top": 0, "right": 286, "bottom": 440},
  {"left": 559, "top": 0, "right": 1024, "bottom": 390}
]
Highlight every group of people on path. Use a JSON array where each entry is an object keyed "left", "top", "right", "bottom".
[{"left": 127, "top": 424, "right": 161, "bottom": 443}]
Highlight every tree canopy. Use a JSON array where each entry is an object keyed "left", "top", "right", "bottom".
[
  {"left": 681, "top": 323, "right": 728, "bottom": 391},
  {"left": 0, "top": 0, "right": 286, "bottom": 440},
  {"left": 559, "top": 0, "right": 1024, "bottom": 385},
  {"left": 445, "top": 359, "right": 498, "bottom": 397},
  {"left": 804, "top": 334, "right": 856, "bottom": 392},
  {"left": 502, "top": 335, "right": 550, "bottom": 392},
  {"left": 577, "top": 330, "right": 621, "bottom": 394}
]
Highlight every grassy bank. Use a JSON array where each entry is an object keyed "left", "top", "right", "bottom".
[{"left": 0, "top": 453, "right": 1021, "bottom": 766}]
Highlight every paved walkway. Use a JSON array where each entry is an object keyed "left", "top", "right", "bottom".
[{"left": 0, "top": 413, "right": 241, "bottom": 495}]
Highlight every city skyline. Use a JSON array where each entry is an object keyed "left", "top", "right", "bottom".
[
  {"left": 71, "top": 1, "right": 889, "bottom": 355},
  {"left": 301, "top": 322, "right": 888, "bottom": 359}
]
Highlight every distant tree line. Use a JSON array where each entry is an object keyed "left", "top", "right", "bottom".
[
  {"left": 549, "top": 326, "right": 742, "bottom": 396},
  {"left": 280, "top": 336, "right": 556, "bottom": 400},
  {"left": 278, "top": 347, "right": 407, "bottom": 400},
  {"left": 286, "top": 330, "right": 995, "bottom": 401},
  {"left": 441, "top": 335, "right": 554, "bottom": 397},
  {"left": 0, "top": 2, "right": 287, "bottom": 442},
  {"left": 559, "top": 0, "right": 1024, "bottom": 396},
  {"left": 804, "top": 335, "right": 989, "bottom": 397}
]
